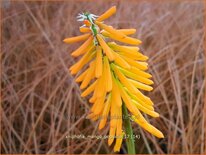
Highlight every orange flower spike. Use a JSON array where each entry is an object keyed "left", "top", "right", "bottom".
[
  {"left": 96, "top": 6, "right": 116, "bottom": 22},
  {"left": 64, "top": 6, "right": 164, "bottom": 153},
  {"left": 63, "top": 33, "right": 90, "bottom": 43}
]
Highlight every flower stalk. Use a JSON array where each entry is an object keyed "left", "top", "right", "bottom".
[{"left": 122, "top": 102, "right": 136, "bottom": 154}]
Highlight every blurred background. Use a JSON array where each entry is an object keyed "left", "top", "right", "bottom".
[{"left": 1, "top": 0, "right": 205, "bottom": 154}]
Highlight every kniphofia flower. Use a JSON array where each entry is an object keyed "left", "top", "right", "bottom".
[{"left": 64, "top": 6, "right": 164, "bottom": 152}]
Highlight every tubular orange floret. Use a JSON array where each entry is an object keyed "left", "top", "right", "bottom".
[
  {"left": 108, "top": 42, "right": 145, "bottom": 59},
  {"left": 112, "top": 64, "right": 138, "bottom": 95},
  {"left": 112, "top": 52, "right": 131, "bottom": 69},
  {"left": 63, "top": 33, "right": 90, "bottom": 43},
  {"left": 108, "top": 32, "right": 142, "bottom": 45},
  {"left": 128, "top": 79, "right": 153, "bottom": 91},
  {"left": 114, "top": 132, "right": 124, "bottom": 152},
  {"left": 131, "top": 115, "right": 164, "bottom": 138},
  {"left": 132, "top": 100, "right": 159, "bottom": 117},
  {"left": 96, "top": 6, "right": 116, "bottom": 22},
  {"left": 81, "top": 81, "right": 97, "bottom": 97},
  {"left": 122, "top": 56, "right": 148, "bottom": 70},
  {"left": 96, "top": 34, "right": 115, "bottom": 61},
  {"left": 96, "top": 21, "right": 142, "bottom": 45},
  {"left": 117, "top": 65, "right": 151, "bottom": 79},
  {"left": 75, "top": 68, "right": 89, "bottom": 83},
  {"left": 94, "top": 71, "right": 106, "bottom": 98},
  {"left": 115, "top": 107, "right": 122, "bottom": 135},
  {"left": 112, "top": 75, "right": 122, "bottom": 107},
  {"left": 118, "top": 52, "right": 148, "bottom": 61},
  {"left": 130, "top": 93, "right": 154, "bottom": 110},
  {"left": 108, "top": 42, "right": 139, "bottom": 51},
  {"left": 104, "top": 56, "right": 112, "bottom": 92},
  {"left": 102, "top": 29, "right": 136, "bottom": 37},
  {"left": 84, "top": 20, "right": 91, "bottom": 26},
  {"left": 79, "top": 27, "right": 91, "bottom": 33},
  {"left": 99, "top": 94, "right": 111, "bottom": 130},
  {"left": 70, "top": 50, "right": 95, "bottom": 75},
  {"left": 117, "top": 29, "right": 136, "bottom": 35},
  {"left": 108, "top": 127, "right": 116, "bottom": 146},
  {"left": 117, "top": 67, "right": 153, "bottom": 85},
  {"left": 80, "top": 61, "right": 95, "bottom": 89},
  {"left": 71, "top": 36, "right": 94, "bottom": 57},
  {"left": 89, "top": 95, "right": 96, "bottom": 103},
  {"left": 114, "top": 109, "right": 123, "bottom": 152},
  {"left": 93, "top": 92, "right": 106, "bottom": 115},
  {"left": 95, "top": 46, "right": 103, "bottom": 78},
  {"left": 96, "top": 21, "right": 126, "bottom": 39},
  {"left": 118, "top": 82, "right": 140, "bottom": 116},
  {"left": 110, "top": 94, "right": 119, "bottom": 129}
]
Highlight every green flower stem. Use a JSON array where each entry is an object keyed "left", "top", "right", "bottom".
[{"left": 122, "top": 102, "right": 136, "bottom": 154}]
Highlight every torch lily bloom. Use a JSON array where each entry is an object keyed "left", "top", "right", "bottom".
[{"left": 64, "top": 6, "right": 164, "bottom": 152}]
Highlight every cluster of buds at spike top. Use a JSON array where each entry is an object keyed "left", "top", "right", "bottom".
[{"left": 64, "top": 6, "right": 164, "bottom": 152}]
